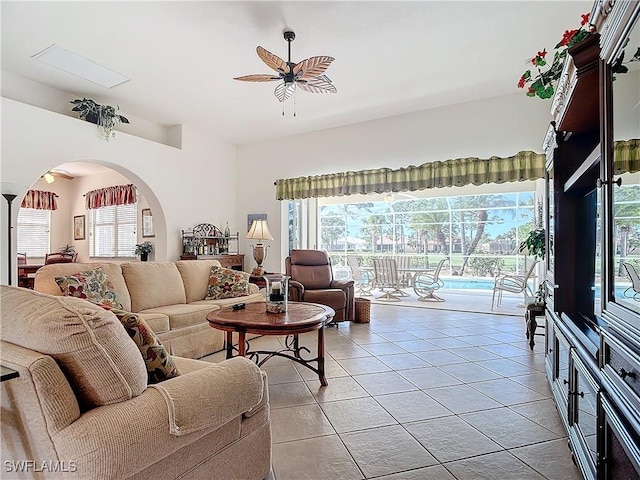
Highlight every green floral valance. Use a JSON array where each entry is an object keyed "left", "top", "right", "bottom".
[
  {"left": 275, "top": 151, "right": 546, "bottom": 200},
  {"left": 275, "top": 140, "right": 640, "bottom": 200},
  {"left": 613, "top": 139, "right": 640, "bottom": 175}
]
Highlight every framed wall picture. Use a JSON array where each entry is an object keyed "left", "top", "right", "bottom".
[
  {"left": 142, "top": 208, "right": 154, "bottom": 238},
  {"left": 247, "top": 213, "right": 267, "bottom": 232},
  {"left": 74, "top": 215, "right": 85, "bottom": 240}
]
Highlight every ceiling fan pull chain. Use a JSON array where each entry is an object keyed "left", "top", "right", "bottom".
[
  {"left": 293, "top": 92, "right": 296, "bottom": 117},
  {"left": 282, "top": 100, "right": 285, "bottom": 116}
]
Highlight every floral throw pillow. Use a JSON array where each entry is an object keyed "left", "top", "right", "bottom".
[
  {"left": 55, "top": 267, "right": 123, "bottom": 310},
  {"left": 206, "top": 266, "right": 251, "bottom": 300},
  {"left": 108, "top": 308, "right": 180, "bottom": 384}
]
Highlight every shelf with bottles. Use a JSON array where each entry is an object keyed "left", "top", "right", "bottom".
[{"left": 181, "top": 223, "right": 238, "bottom": 256}]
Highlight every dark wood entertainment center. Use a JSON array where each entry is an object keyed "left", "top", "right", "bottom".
[{"left": 542, "top": 2, "right": 640, "bottom": 479}]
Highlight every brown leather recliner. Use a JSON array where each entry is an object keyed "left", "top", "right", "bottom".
[{"left": 285, "top": 250, "right": 355, "bottom": 322}]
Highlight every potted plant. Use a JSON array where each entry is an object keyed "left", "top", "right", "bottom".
[
  {"left": 519, "top": 228, "right": 546, "bottom": 260},
  {"left": 59, "top": 244, "right": 76, "bottom": 254},
  {"left": 70, "top": 98, "right": 130, "bottom": 140},
  {"left": 134, "top": 241, "right": 154, "bottom": 262}
]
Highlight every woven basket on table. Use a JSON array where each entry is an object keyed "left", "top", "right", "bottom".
[{"left": 354, "top": 297, "right": 371, "bottom": 323}]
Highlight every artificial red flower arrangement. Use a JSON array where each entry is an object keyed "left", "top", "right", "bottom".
[{"left": 518, "top": 13, "right": 592, "bottom": 99}]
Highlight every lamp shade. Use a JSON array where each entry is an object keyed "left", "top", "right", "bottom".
[{"left": 246, "top": 219, "right": 274, "bottom": 241}]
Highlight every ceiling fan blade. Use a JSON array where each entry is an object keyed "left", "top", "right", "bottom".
[
  {"left": 50, "top": 170, "right": 74, "bottom": 180},
  {"left": 234, "top": 74, "right": 281, "bottom": 82},
  {"left": 297, "top": 75, "right": 337, "bottom": 94},
  {"left": 293, "top": 56, "right": 334, "bottom": 80},
  {"left": 257, "top": 46, "right": 290, "bottom": 74},
  {"left": 274, "top": 82, "right": 296, "bottom": 102}
]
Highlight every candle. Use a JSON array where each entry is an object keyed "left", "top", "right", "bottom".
[{"left": 271, "top": 281, "right": 281, "bottom": 294}]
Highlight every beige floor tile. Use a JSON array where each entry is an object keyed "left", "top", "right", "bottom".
[
  {"left": 445, "top": 451, "right": 546, "bottom": 480},
  {"left": 340, "top": 425, "right": 438, "bottom": 478},
  {"left": 361, "top": 342, "right": 407, "bottom": 356},
  {"left": 460, "top": 407, "right": 560, "bottom": 448},
  {"left": 269, "top": 381, "right": 316, "bottom": 409},
  {"left": 325, "top": 343, "right": 372, "bottom": 360},
  {"left": 353, "top": 371, "right": 418, "bottom": 396},
  {"left": 468, "top": 378, "right": 548, "bottom": 406},
  {"left": 510, "top": 372, "right": 553, "bottom": 396},
  {"left": 438, "top": 362, "right": 502, "bottom": 383},
  {"left": 374, "top": 390, "right": 453, "bottom": 423},
  {"left": 376, "top": 353, "right": 431, "bottom": 370},
  {"left": 295, "top": 357, "right": 350, "bottom": 381},
  {"left": 422, "top": 336, "right": 473, "bottom": 348},
  {"left": 509, "top": 399, "right": 567, "bottom": 435},
  {"left": 398, "top": 366, "right": 462, "bottom": 389},
  {"left": 481, "top": 342, "right": 531, "bottom": 357},
  {"left": 272, "top": 435, "right": 364, "bottom": 480},
  {"left": 404, "top": 415, "right": 502, "bottom": 462},
  {"left": 335, "top": 356, "right": 392, "bottom": 375},
  {"left": 414, "top": 349, "right": 467, "bottom": 366},
  {"left": 449, "top": 346, "right": 502, "bottom": 362},
  {"left": 425, "top": 384, "right": 502, "bottom": 414},
  {"left": 262, "top": 363, "right": 303, "bottom": 385},
  {"left": 393, "top": 339, "right": 442, "bottom": 352},
  {"left": 476, "top": 358, "right": 539, "bottom": 377},
  {"left": 376, "top": 331, "right": 422, "bottom": 342},
  {"left": 375, "top": 465, "right": 457, "bottom": 480},
  {"left": 510, "top": 438, "right": 583, "bottom": 480},
  {"left": 270, "top": 404, "right": 335, "bottom": 444},
  {"left": 320, "top": 397, "right": 397, "bottom": 433},
  {"left": 306, "top": 375, "right": 369, "bottom": 403}
]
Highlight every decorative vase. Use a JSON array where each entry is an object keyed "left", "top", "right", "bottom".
[
  {"left": 264, "top": 274, "right": 290, "bottom": 313},
  {"left": 140, "top": 253, "right": 148, "bottom": 262}
]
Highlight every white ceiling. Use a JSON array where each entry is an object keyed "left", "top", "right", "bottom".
[{"left": 2, "top": 1, "right": 592, "bottom": 147}]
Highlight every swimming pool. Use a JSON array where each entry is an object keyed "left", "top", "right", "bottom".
[{"left": 442, "top": 277, "right": 629, "bottom": 298}]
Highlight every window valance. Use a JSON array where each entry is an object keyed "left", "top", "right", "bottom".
[
  {"left": 275, "top": 151, "right": 546, "bottom": 200},
  {"left": 613, "top": 139, "right": 640, "bottom": 175},
  {"left": 21, "top": 190, "right": 58, "bottom": 210},
  {"left": 275, "top": 140, "right": 640, "bottom": 200},
  {"left": 85, "top": 183, "right": 137, "bottom": 210}
]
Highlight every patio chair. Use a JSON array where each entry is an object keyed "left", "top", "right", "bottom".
[
  {"left": 621, "top": 262, "right": 640, "bottom": 301},
  {"left": 413, "top": 258, "right": 448, "bottom": 302},
  {"left": 347, "top": 255, "right": 373, "bottom": 296},
  {"left": 491, "top": 260, "right": 539, "bottom": 310},
  {"left": 372, "top": 258, "right": 408, "bottom": 302},
  {"left": 395, "top": 255, "right": 412, "bottom": 288}
]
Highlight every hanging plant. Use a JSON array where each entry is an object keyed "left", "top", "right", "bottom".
[{"left": 70, "top": 98, "right": 130, "bottom": 141}]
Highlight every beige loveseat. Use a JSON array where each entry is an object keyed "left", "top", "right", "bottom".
[
  {"left": 34, "top": 260, "right": 264, "bottom": 359},
  {"left": 0, "top": 286, "right": 272, "bottom": 480}
]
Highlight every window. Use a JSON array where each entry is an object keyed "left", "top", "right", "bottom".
[
  {"left": 89, "top": 203, "right": 137, "bottom": 258},
  {"left": 17, "top": 208, "right": 50, "bottom": 257},
  {"left": 318, "top": 191, "right": 535, "bottom": 278}
]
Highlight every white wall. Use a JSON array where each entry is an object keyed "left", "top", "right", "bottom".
[
  {"left": 0, "top": 97, "right": 238, "bottom": 284},
  {"left": 237, "top": 92, "right": 556, "bottom": 273}
]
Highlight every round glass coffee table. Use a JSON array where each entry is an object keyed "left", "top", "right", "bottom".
[{"left": 207, "top": 302, "right": 335, "bottom": 386}]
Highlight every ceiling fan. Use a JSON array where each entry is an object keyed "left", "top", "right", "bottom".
[
  {"left": 42, "top": 169, "right": 74, "bottom": 183},
  {"left": 234, "top": 30, "right": 337, "bottom": 103}
]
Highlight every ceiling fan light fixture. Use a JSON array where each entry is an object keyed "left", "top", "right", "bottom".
[{"left": 234, "top": 30, "right": 337, "bottom": 108}]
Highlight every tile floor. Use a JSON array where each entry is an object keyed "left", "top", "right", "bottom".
[{"left": 204, "top": 303, "right": 583, "bottom": 480}]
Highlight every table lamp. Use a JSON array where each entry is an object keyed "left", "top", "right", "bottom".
[{"left": 246, "top": 219, "right": 274, "bottom": 275}]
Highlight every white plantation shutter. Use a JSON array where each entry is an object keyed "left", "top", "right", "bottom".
[
  {"left": 89, "top": 203, "right": 137, "bottom": 257},
  {"left": 17, "top": 208, "right": 50, "bottom": 257}
]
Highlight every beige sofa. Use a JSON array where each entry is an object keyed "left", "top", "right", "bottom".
[
  {"left": 34, "top": 260, "right": 264, "bottom": 359},
  {"left": 0, "top": 286, "right": 272, "bottom": 480}
]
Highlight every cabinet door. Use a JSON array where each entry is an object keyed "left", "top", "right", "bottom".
[{"left": 571, "top": 352, "right": 599, "bottom": 480}]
